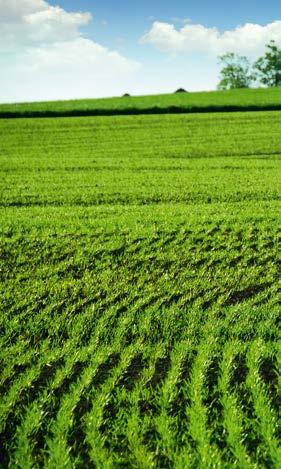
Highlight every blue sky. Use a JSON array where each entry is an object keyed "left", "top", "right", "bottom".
[
  {"left": 54, "top": 0, "right": 280, "bottom": 29},
  {"left": 1, "top": 0, "right": 281, "bottom": 102},
  {"left": 49, "top": 1, "right": 281, "bottom": 55}
]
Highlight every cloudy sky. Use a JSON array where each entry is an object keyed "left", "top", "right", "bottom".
[{"left": 1, "top": 0, "right": 281, "bottom": 102}]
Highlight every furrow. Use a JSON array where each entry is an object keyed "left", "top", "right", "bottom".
[
  {"left": 218, "top": 341, "right": 254, "bottom": 468},
  {"left": 246, "top": 339, "right": 281, "bottom": 467},
  {"left": 184, "top": 326, "right": 222, "bottom": 468}
]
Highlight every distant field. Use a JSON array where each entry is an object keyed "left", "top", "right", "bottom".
[
  {"left": 0, "top": 111, "right": 280, "bottom": 467},
  {"left": 1, "top": 87, "right": 281, "bottom": 118}
]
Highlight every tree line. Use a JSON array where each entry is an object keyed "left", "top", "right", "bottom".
[{"left": 218, "top": 40, "right": 281, "bottom": 90}]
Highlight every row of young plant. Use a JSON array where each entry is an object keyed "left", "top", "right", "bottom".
[
  {"left": 1, "top": 300, "right": 279, "bottom": 467},
  {"left": 1, "top": 222, "right": 280, "bottom": 466},
  {"left": 1, "top": 112, "right": 281, "bottom": 212}
]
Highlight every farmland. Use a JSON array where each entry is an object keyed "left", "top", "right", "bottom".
[
  {"left": 0, "top": 109, "right": 280, "bottom": 468},
  {"left": 1, "top": 87, "right": 281, "bottom": 118}
]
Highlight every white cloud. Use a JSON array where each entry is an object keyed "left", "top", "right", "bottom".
[
  {"left": 24, "top": 38, "right": 137, "bottom": 72},
  {"left": 141, "top": 20, "right": 281, "bottom": 57},
  {"left": 0, "top": 0, "right": 91, "bottom": 49},
  {"left": 0, "top": 0, "right": 140, "bottom": 102},
  {"left": 1, "top": 38, "right": 140, "bottom": 102},
  {"left": 24, "top": 7, "right": 91, "bottom": 43},
  {"left": 0, "top": 0, "right": 48, "bottom": 21}
]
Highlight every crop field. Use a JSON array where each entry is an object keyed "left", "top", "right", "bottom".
[
  {"left": 0, "top": 109, "right": 280, "bottom": 468},
  {"left": 1, "top": 87, "right": 281, "bottom": 118}
]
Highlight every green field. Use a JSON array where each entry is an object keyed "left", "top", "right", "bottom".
[
  {"left": 0, "top": 109, "right": 280, "bottom": 467},
  {"left": 2, "top": 87, "right": 281, "bottom": 118}
]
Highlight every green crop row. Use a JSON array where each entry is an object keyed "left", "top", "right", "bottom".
[
  {"left": 0, "top": 109, "right": 280, "bottom": 467},
  {"left": 0, "top": 112, "right": 280, "bottom": 213},
  {"left": 1, "top": 298, "right": 280, "bottom": 467}
]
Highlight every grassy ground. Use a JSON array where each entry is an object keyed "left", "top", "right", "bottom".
[
  {"left": 1, "top": 87, "right": 281, "bottom": 118},
  {"left": 0, "top": 110, "right": 280, "bottom": 468}
]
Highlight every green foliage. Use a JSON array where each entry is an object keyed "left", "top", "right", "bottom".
[
  {"left": 0, "top": 110, "right": 280, "bottom": 467},
  {"left": 2, "top": 87, "right": 281, "bottom": 118},
  {"left": 254, "top": 40, "right": 281, "bottom": 87},
  {"left": 218, "top": 53, "right": 254, "bottom": 90}
]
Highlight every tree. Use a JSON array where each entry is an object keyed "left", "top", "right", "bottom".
[
  {"left": 217, "top": 53, "right": 254, "bottom": 90},
  {"left": 254, "top": 40, "right": 281, "bottom": 87}
]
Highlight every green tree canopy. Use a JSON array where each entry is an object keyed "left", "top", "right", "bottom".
[
  {"left": 217, "top": 53, "right": 254, "bottom": 90},
  {"left": 254, "top": 40, "right": 281, "bottom": 87}
]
